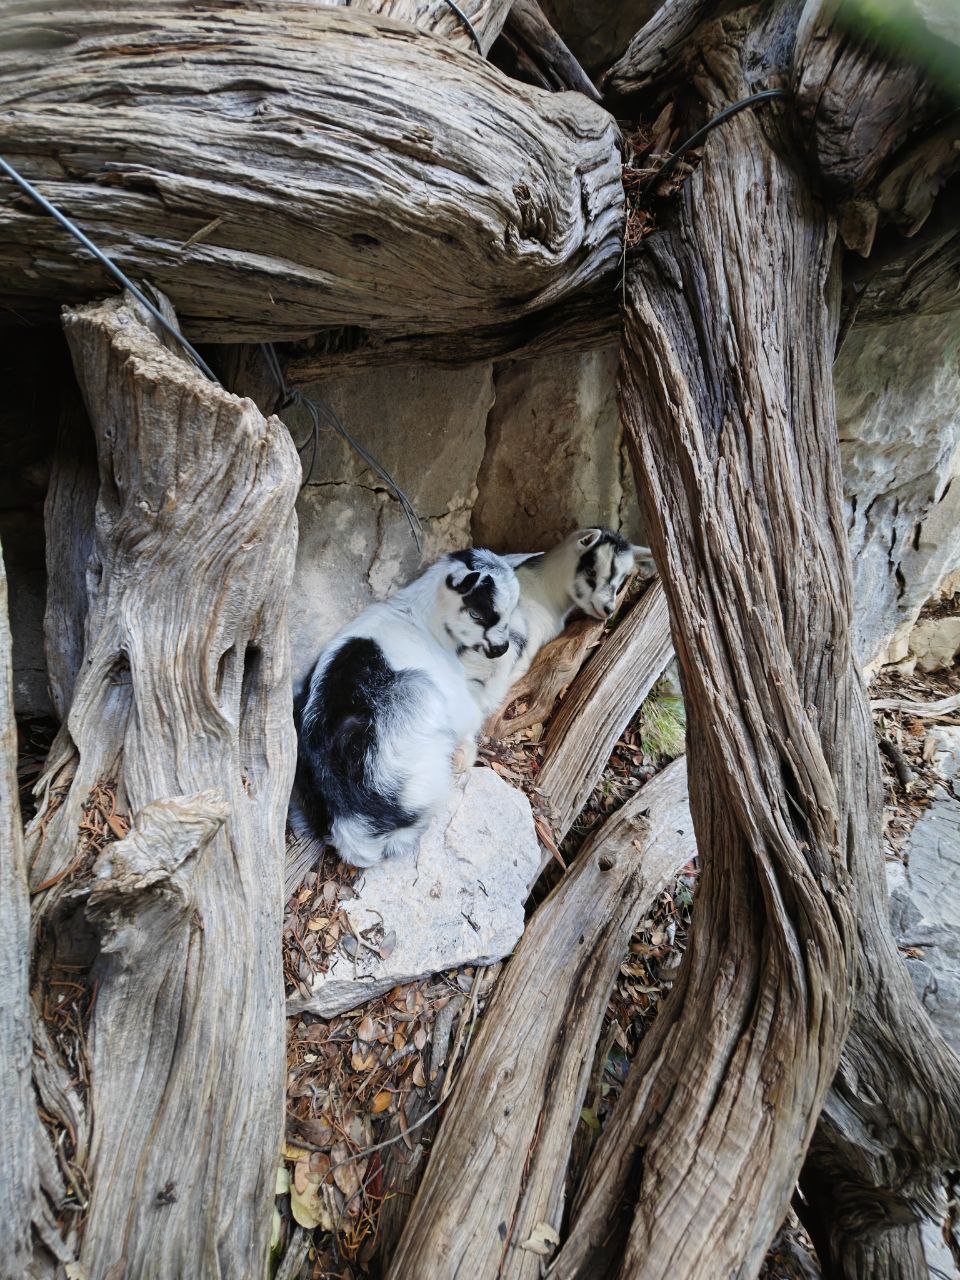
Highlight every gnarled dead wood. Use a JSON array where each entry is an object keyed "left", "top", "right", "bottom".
[
  {"left": 282, "top": 281, "right": 620, "bottom": 378},
  {"left": 0, "top": 3, "right": 622, "bottom": 342},
  {"left": 485, "top": 618, "right": 603, "bottom": 739},
  {"left": 534, "top": 580, "right": 672, "bottom": 841},
  {"left": 25, "top": 292, "right": 300, "bottom": 1278},
  {"left": 503, "top": 0, "right": 601, "bottom": 101},
  {"left": 0, "top": 551, "right": 33, "bottom": 1277},
  {"left": 333, "top": 0, "right": 514, "bottom": 52},
  {"left": 388, "top": 758, "right": 695, "bottom": 1280},
  {"left": 601, "top": 0, "right": 713, "bottom": 96},
  {"left": 42, "top": 393, "right": 97, "bottom": 723},
  {"left": 552, "top": 10, "right": 860, "bottom": 1276}
]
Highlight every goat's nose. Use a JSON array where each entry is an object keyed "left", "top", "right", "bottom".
[
  {"left": 603, "top": 601, "right": 615, "bottom": 616},
  {"left": 485, "top": 638, "right": 509, "bottom": 659}
]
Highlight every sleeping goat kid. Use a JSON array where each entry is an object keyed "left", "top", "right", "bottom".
[
  {"left": 461, "top": 527, "right": 651, "bottom": 716},
  {"left": 292, "top": 549, "right": 520, "bottom": 867}
]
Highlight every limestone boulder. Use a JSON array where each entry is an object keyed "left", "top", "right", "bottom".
[
  {"left": 288, "top": 767, "right": 541, "bottom": 1018},
  {"left": 837, "top": 311, "right": 960, "bottom": 669},
  {"left": 471, "top": 345, "right": 643, "bottom": 554}
]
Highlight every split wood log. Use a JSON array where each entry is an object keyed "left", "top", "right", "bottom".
[
  {"left": 42, "top": 391, "right": 97, "bottom": 722},
  {"left": 0, "top": 551, "right": 33, "bottom": 1277},
  {"left": 25, "top": 292, "right": 300, "bottom": 1279},
  {"left": 534, "top": 580, "right": 672, "bottom": 842},
  {"left": 870, "top": 690, "right": 960, "bottom": 717},
  {"left": 331, "top": 0, "right": 514, "bottom": 53},
  {"left": 503, "top": 0, "right": 602, "bottom": 101},
  {"left": 601, "top": 0, "right": 713, "bottom": 96},
  {"left": 552, "top": 10, "right": 863, "bottom": 1276},
  {"left": 387, "top": 757, "right": 695, "bottom": 1280},
  {"left": 282, "top": 282, "right": 620, "bottom": 378},
  {"left": 0, "top": 3, "right": 622, "bottom": 342},
  {"left": 484, "top": 618, "right": 603, "bottom": 739}
]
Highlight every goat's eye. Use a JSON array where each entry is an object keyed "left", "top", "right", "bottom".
[{"left": 469, "top": 610, "right": 483, "bottom": 623}]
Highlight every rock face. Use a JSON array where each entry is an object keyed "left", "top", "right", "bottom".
[
  {"left": 471, "top": 345, "right": 643, "bottom": 553},
  {"left": 288, "top": 767, "right": 541, "bottom": 1018},
  {"left": 837, "top": 311, "right": 960, "bottom": 669},
  {"left": 290, "top": 362, "right": 493, "bottom": 689},
  {"left": 888, "top": 792, "right": 960, "bottom": 1056}
]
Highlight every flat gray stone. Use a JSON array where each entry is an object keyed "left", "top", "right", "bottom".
[
  {"left": 288, "top": 767, "right": 540, "bottom": 1019},
  {"left": 888, "top": 789, "right": 960, "bottom": 1055}
]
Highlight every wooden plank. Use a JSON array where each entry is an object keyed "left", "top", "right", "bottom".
[
  {"left": 388, "top": 758, "right": 695, "bottom": 1280},
  {"left": 535, "top": 579, "right": 673, "bottom": 841}
]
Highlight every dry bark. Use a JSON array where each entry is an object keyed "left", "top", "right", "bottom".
[
  {"left": 282, "top": 281, "right": 619, "bottom": 378},
  {"left": 551, "top": 11, "right": 862, "bottom": 1276},
  {"left": 601, "top": 0, "right": 713, "bottom": 96},
  {"left": 25, "top": 292, "right": 300, "bottom": 1278},
  {"left": 388, "top": 758, "right": 695, "bottom": 1280},
  {"left": 502, "top": 0, "right": 601, "bottom": 100},
  {"left": 0, "top": 2, "right": 622, "bottom": 342},
  {"left": 534, "top": 581, "right": 672, "bottom": 842},
  {"left": 0, "top": 552, "right": 33, "bottom": 1278},
  {"left": 332, "top": 0, "right": 514, "bottom": 53},
  {"left": 484, "top": 618, "right": 603, "bottom": 739}
]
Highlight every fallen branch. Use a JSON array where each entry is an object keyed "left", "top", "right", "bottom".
[
  {"left": 388, "top": 758, "right": 695, "bottom": 1279},
  {"left": 870, "top": 691, "right": 960, "bottom": 718},
  {"left": 535, "top": 580, "right": 673, "bottom": 841},
  {"left": 0, "top": 4, "right": 622, "bottom": 341}
]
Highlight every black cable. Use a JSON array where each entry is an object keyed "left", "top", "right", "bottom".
[
  {"left": 261, "top": 343, "right": 423, "bottom": 552},
  {"left": 440, "top": 0, "right": 483, "bottom": 54},
  {"left": 641, "top": 88, "right": 789, "bottom": 199},
  {"left": 0, "top": 153, "right": 220, "bottom": 384}
]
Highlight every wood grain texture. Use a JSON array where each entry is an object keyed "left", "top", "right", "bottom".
[
  {"left": 0, "top": 2, "right": 623, "bottom": 342},
  {"left": 388, "top": 758, "right": 695, "bottom": 1280},
  {"left": 0, "top": 550, "right": 34, "bottom": 1278},
  {"left": 503, "top": 0, "right": 602, "bottom": 101},
  {"left": 42, "top": 394, "right": 97, "bottom": 722},
  {"left": 793, "top": 0, "right": 942, "bottom": 197},
  {"left": 553, "top": 10, "right": 861, "bottom": 1276},
  {"left": 534, "top": 580, "right": 673, "bottom": 842},
  {"left": 484, "top": 618, "right": 603, "bottom": 739},
  {"left": 282, "top": 281, "right": 620, "bottom": 378},
  {"left": 25, "top": 292, "right": 300, "bottom": 1279},
  {"left": 331, "top": 0, "right": 514, "bottom": 52},
  {"left": 601, "top": 0, "right": 713, "bottom": 96}
]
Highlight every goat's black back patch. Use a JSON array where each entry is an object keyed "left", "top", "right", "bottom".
[{"left": 295, "top": 637, "right": 420, "bottom": 840}]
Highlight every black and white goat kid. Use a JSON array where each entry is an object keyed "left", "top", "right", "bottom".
[
  {"left": 292, "top": 550, "right": 520, "bottom": 867},
  {"left": 461, "top": 527, "right": 652, "bottom": 715}
]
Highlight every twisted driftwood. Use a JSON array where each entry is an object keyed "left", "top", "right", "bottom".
[
  {"left": 25, "top": 292, "right": 300, "bottom": 1278},
  {"left": 388, "top": 758, "right": 695, "bottom": 1279},
  {"left": 0, "top": 553, "right": 33, "bottom": 1277},
  {"left": 0, "top": 2, "right": 622, "bottom": 342}
]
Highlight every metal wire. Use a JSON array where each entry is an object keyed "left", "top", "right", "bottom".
[
  {"left": 0, "top": 152, "right": 220, "bottom": 384},
  {"left": 440, "top": 0, "right": 482, "bottom": 53},
  {"left": 261, "top": 343, "right": 423, "bottom": 552},
  {"left": 641, "top": 89, "right": 789, "bottom": 199}
]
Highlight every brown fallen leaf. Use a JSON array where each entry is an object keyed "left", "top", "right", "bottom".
[
  {"left": 372, "top": 1090, "right": 393, "bottom": 1114},
  {"left": 412, "top": 1058, "right": 426, "bottom": 1089}
]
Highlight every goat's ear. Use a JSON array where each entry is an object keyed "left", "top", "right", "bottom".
[
  {"left": 446, "top": 570, "right": 480, "bottom": 596},
  {"left": 631, "top": 543, "right": 653, "bottom": 559},
  {"left": 577, "top": 528, "right": 603, "bottom": 549}
]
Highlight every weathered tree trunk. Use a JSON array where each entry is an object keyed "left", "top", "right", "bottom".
[
  {"left": 0, "top": 3, "right": 622, "bottom": 341},
  {"left": 25, "top": 293, "right": 300, "bottom": 1278},
  {"left": 388, "top": 758, "right": 695, "bottom": 1279},
  {"left": 535, "top": 580, "right": 672, "bottom": 841},
  {"left": 552, "top": 10, "right": 863, "bottom": 1275},
  {"left": 0, "top": 552, "right": 33, "bottom": 1277}
]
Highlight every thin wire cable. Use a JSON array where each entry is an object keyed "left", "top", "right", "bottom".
[
  {"left": 261, "top": 342, "right": 423, "bottom": 551},
  {"left": 640, "top": 88, "right": 789, "bottom": 199},
  {"left": 0, "top": 152, "right": 220, "bottom": 384},
  {"left": 440, "top": 0, "right": 482, "bottom": 53}
]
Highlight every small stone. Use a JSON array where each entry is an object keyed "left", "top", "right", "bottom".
[{"left": 287, "top": 768, "right": 540, "bottom": 1018}]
